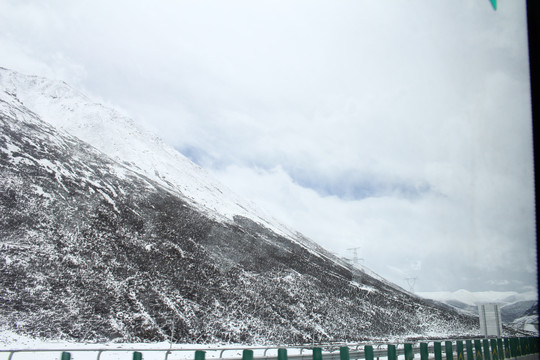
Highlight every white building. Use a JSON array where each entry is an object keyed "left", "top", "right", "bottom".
[{"left": 478, "top": 303, "right": 503, "bottom": 337}]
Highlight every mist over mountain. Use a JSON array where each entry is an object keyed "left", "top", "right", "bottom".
[{"left": 0, "top": 68, "right": 485, "bottom": 343}]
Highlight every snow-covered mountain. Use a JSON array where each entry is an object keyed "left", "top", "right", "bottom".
[
  {"left": 418, "top": 289, "right": 538, "bottom": 328},
  {"left": 0, "top": 68, "right": 487, "bottom": 343},
  {"left": 0, "top": 67, "right": 300, "bottom": 242}
]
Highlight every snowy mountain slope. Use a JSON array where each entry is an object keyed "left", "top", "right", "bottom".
[
  {"left": 1, "top": 86, "right": 356, "bottom": 342},
  {"left": 500, "top": 301, "right": 538, "bottom": 323},
  {"left": 0, "top": 68, "right": 489, "bottom": 343},
  {"left": 0, "top": 67, "right": 301, "bottom": 243},
  {"left": 510, "top": 315, "right": 538, "bottom": 334}
]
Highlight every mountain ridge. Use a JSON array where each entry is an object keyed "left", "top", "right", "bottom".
[
  {"left": 0, "top": 67, "right": 302, "bottom": 243},
  {"left": 0, "top": 68, "right": 485, "bottom": 343}
]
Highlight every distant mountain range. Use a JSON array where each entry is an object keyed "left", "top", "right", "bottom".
[
  {"left": 0, "top": 67, "right": 502, "bottom": 343},
  {"left": 418, "top": 289, "right": 538, "bottom": 333},
  {"left": 417, "top": 289, "right": 537, "bottom": 307}
]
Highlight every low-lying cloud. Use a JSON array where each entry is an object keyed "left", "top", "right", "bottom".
[{"left": 0, "top": 0, "right": 535, "bottom": 293}]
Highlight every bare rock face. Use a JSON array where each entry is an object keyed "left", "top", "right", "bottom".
[{"left": 0, "top": 69, "right": 479, "bottom": 344}]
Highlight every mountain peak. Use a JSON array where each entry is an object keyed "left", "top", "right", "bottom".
[{"left": 0, "top": 67, "right": 300, "bottom": 242}]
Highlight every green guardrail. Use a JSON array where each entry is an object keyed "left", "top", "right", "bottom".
[{"left": 1, "top": 336, "right": 538, "bottom": 360}]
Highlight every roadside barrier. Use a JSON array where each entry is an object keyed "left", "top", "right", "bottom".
[{"left": 0, "top": 336, "right": 538, "bottom": 360}]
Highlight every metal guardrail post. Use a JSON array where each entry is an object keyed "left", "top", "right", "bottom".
[
  {"left": 522, "top": 338, "right": 530, "bottom": 355},
  {"left": 434, "top": 341, "right": 442, "bottom": 360},
  {"left": 466, "top": 340, "right": 474, "bottom": 360},
  {"left": 387, "top": 344, "right": 396, "bottom": 360},
  {"left": 243, "top": 349, "right": 254, "bottom": 360},
  {"left": 195, "top": 350, "right": 206, "bottom": 360},
  {"left": 2, "top": 338, "right": 536, "bottom": 360},
  {"left": 496, "top": 339, "right": 503, "bottom": 360},
  {"left": 490, "top": 339, "right": 498, "bottom": 360},
  {"left": 474, "top": 340, "right": 483, "bottom": 360},
  {"left": 420, "top": 343, "right": 428, "bottom": 360},
  {"left": 516, "top": 338, "right": 523, "bottom": 357},
  {"left": 482, "top": 340, "right": 490, "bottom": 360},
  {"left": 456, "top": 340, "right": 464, "bottom": 360},
  {"left": 404, "top": 343, "right": 414, "bottom": 360},
  {"left": 510, "top": 337, "right": 518, "bottom": 357},
  {"left": 340, "top": 346, "right": 350, "bottom": 360},
  {"left": 364, "top": 345, "right": 374, "bottom": 360},
  {"left": 503, "top": 338, "right": 510, "bottom": 359},
  {"left": 445, "top": 341, "right": 453, "bottom": 360}
]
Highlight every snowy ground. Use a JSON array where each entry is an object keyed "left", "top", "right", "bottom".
[
  {"left": 0, "top": 341, "right": 285, "bottom": 360},
  {"left": 0, "top": 331, "right": 410, "bottom": 360},
  {"left": 0, "top": 331, "right": 324, "bottom": 360}
]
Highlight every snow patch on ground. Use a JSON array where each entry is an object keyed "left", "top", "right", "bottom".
[
  {"left": 30, "top": 184, "right": 53, "bottom": 200},
  {"left": 350, "top": 281, "right": 377, "bottom": 293},
  {"left": 510, "top": 315, "right": 539, "bottom": 335}
]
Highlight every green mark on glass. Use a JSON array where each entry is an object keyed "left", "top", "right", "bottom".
[{"left": 489, "top": 0, "right": 497, "bottom": 10}]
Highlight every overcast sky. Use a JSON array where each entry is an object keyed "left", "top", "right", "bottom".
[{"left": 0, "top": 0, "right": 536, "bottom": 294}]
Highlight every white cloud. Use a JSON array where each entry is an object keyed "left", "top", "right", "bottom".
[
  {"left": 0, "top": 0, "right": 534, "bottom": 292},
  {"left": 211, "top": 161, "right": 535, "bottom": 291}
]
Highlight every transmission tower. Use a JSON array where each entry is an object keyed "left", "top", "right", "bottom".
[
  {"left": 405, "top": 277, "right": 417, "bottom": 293},
  {"left": 346, "top": 247, "right": 364, "bottom": 267},
  {"left": 346, "top": 247, "right": 364, "bottom": 283}
]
